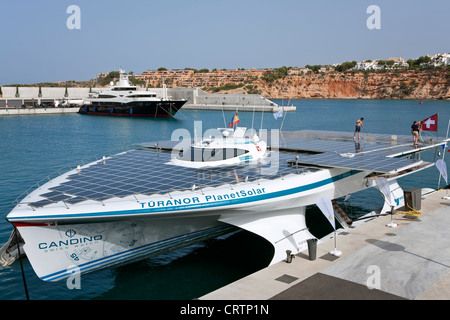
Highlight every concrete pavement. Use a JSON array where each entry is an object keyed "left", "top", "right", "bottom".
[{"left": 200, "top": 189, "right": 450, "bottom": 300}]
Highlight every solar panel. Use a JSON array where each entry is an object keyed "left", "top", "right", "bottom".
[
  {"left": 29, "top": 199, "right": 55, "bottom": 208},
  {"left": 28, "top": 130, "right": 446, "bottom": 208},
  {"left": 65, "top": 197, "right": 88, "bottom": 205},
  {"left": 276, "top": 130, "right": 443, "bottom": 158},
  {"left": 40, "top": 191, "right": 64, "bottom": 198},
  {"left": 32, "top": 148, "right": 294, "bottom": 206},
  {"left": 291, "top": 152, "right": 422, "bottom": 173}
]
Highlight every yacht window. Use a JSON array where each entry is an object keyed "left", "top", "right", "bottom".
[
  {"left": 177, "top": 147, "right": 248, "bottom": 162},
  {"left": 112, "top": 87, "right": 136, "bottom": 91},
  {"left": 127, "top": 94, "right": 157, "bottom": 98}
]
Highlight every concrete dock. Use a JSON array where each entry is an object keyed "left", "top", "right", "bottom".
[
  {"left": 0, "top": 107, "right": 79, "bottom": 116},
  {"left": 1, "top": 86, "right": 289, "bottom": 114},
  {"left": 199, "top": 189, "right": 450, "bottom": 300}
]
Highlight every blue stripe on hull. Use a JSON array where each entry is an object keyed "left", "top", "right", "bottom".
[{"left": 11, "top": 170, "right": 361, "bottom": 223}]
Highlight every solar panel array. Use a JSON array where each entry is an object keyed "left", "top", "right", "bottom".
[
  {"left": 291, "top": 152, "right": 421, "bottom": 173},
  {"left": 276, "top": 130, "right": 428, "bottom": 173},
  {"left": 29, "top": 149, "right": 316, "bottom": 208},
  {"left": 28, "top": 129, "right": 443, "bottom": 208},
  {"left": 276, "top": 130, "right": 413, "bottom": 155}
]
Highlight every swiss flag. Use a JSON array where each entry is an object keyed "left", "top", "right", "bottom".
[{"left": 421, "top": 114, "right": 438, "bottom": 131}]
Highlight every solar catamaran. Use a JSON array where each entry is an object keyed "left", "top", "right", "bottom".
[{"left": 2, "top": 126, "right": 448, "bottom": 281}]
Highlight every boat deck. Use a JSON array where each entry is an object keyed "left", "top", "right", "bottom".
[
  {"left": 24, "top": 130, "right": 449, "bottom": 209},
  {"left": 26, "top": 149, "right": 311, "bottom": 209}
]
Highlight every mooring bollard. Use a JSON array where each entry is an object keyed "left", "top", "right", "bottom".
[
  {"left": 286, "top": 250, "right": 295, "bottom": 263},
  {"left": 307, "top": 238, "right": 318, "bottom": 261}
]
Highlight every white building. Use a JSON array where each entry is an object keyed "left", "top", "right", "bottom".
[
  {"left": 386, "top": 57, "right": 409, "bottom": 69},
  {"left": 353, "top": 60, "right": 384, "bottom": 71},
  {"left": 354, "top": 57, "right": 409, "bottom": 71},
  {"left": 428, "top": 53, "right": 450, "bottom": 67}
]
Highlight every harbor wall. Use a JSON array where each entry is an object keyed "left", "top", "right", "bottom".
[
  {"left": 0, "top": 87, "right": 288, "bottom": 113},
  {"left": 0, "top": 87, "right": 97, "bottom": 99},
  {"left": 0, "top": 107, "right": 79, "bottom": 116}
]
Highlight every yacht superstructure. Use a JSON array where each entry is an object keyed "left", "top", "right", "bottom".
[{"left": 78, "top": 69, "right": 186, "bottom": 117}]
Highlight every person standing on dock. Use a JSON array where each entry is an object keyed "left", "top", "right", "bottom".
[{"left": 353, "top": 117, "right": 364, "bottom": 140}]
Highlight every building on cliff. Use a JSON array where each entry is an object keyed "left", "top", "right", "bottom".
[
  {"left": 354, "top": 58, "right": 409, "bottom": 71},
  {"left": 428, "top": 53, "right": 450, "bottom": 67}
]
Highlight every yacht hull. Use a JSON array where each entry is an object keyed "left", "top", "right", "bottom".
[
  {"left": 9, "top": 168, "right": 372, "bottom": 281},
  {"left": 16, "top": 217, "right": 233, "bottom": 281},
  {"left": 78, "top": 100, "right": 187, "bottom": 117}
]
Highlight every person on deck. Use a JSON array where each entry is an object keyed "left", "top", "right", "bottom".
[
  {"left": 411, "top": 120, "right": 421, "bottom": 147},
  {"left": 353, "top": 118, "right": 364, "bottom": 140}
]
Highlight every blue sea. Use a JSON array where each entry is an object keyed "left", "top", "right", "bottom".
[{"left": 0, "top": 99, "right": 449, "bottom": 300}]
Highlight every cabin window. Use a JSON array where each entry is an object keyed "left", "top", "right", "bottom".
[
  {"left": 177, "top": 147, "right": 248, "bottom": 162},
  {"left": 127, "top": 94, "right": 157, "bottom": 98},
  {"left": 112, "top": 87, "right": 136, "bottom": 91}
]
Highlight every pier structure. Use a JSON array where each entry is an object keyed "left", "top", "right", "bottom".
[
  {"left": 199, "top": 189, "right": 450, "bottom": 300},
  {"left": 0, "top": 86, "right": 289, "bottom": 115}
]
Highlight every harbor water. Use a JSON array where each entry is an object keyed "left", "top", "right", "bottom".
[{"left": 0, "top": 99, "right": 449, "bottom": 300}]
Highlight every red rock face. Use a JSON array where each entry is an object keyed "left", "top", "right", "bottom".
[{"left": 240, "top": 69, "right": 450, "bottom": 100}]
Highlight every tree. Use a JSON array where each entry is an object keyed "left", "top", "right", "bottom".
[
  {"left": 261, "top": 66, "right": 290, "bottom": 82},
  {"left": 98, "top": 71, "right": 120, "bottom": 86},
  {"left": 305, "top": 64, "right": 326, "bottom": 73},
  {"left": 408, "top": 56, "right": 432, "bottom": 68},
  {"left": 416, "top": 55, "right": 431, "bottom": 65},
  {"left": 158, "top": 67, "right": 167, "bottom": 71},
  {"left": 335, "top": 61, "right": 356, "bottom": 72}
]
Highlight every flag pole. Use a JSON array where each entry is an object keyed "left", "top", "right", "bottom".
[
  {"left": 316, "top": 196, "right": 342, "bottom": 256},
  {"left": 437, "top": 112, "right": 439, "bottom": 142},
  {"left": 280, "top": 106, "right": 286, "bottom": 131}
]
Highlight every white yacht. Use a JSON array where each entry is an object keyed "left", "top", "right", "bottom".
[
  {"left": 1, "top": 126, "right": 448, "bottom": 281},
  {"left": 78, "top": 69, "right": 186, "bottom": 117}
]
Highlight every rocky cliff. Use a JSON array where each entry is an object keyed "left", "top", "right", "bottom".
[{"left": 225, "top": 69, "right": 450, "bottom": 100}]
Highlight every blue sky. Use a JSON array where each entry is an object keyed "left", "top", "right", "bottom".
[{"left": 1, "top": 0, "right": 449, "bottom": 85}]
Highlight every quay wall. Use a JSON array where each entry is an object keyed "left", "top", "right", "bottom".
[
  {"left": 0, "top": 87, "right": 287, "bottom": 113},
  {"left": 0, "top": 87, "right": 98, "bottom": 99},
  {"left": 0, "top": 107, "right": 79, "bottom": 116}
]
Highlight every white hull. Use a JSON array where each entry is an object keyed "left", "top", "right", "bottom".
[
  {"left": 7, "top": 127, "right": 443, "bottom": 281},
  {"left": 11, "top": 167, "right": 371, "bottom": 281},
  {"left": 18, "top": 217, "right": 230, "bottom": 281}
]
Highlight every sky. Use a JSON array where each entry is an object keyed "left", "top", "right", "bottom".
[{"left": 0, "top": 0, "right": 449, "bottom": 85}]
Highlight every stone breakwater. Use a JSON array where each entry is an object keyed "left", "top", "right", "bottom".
[{"left": 223, "top": 69, "right": 450, "bottom": 100}]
